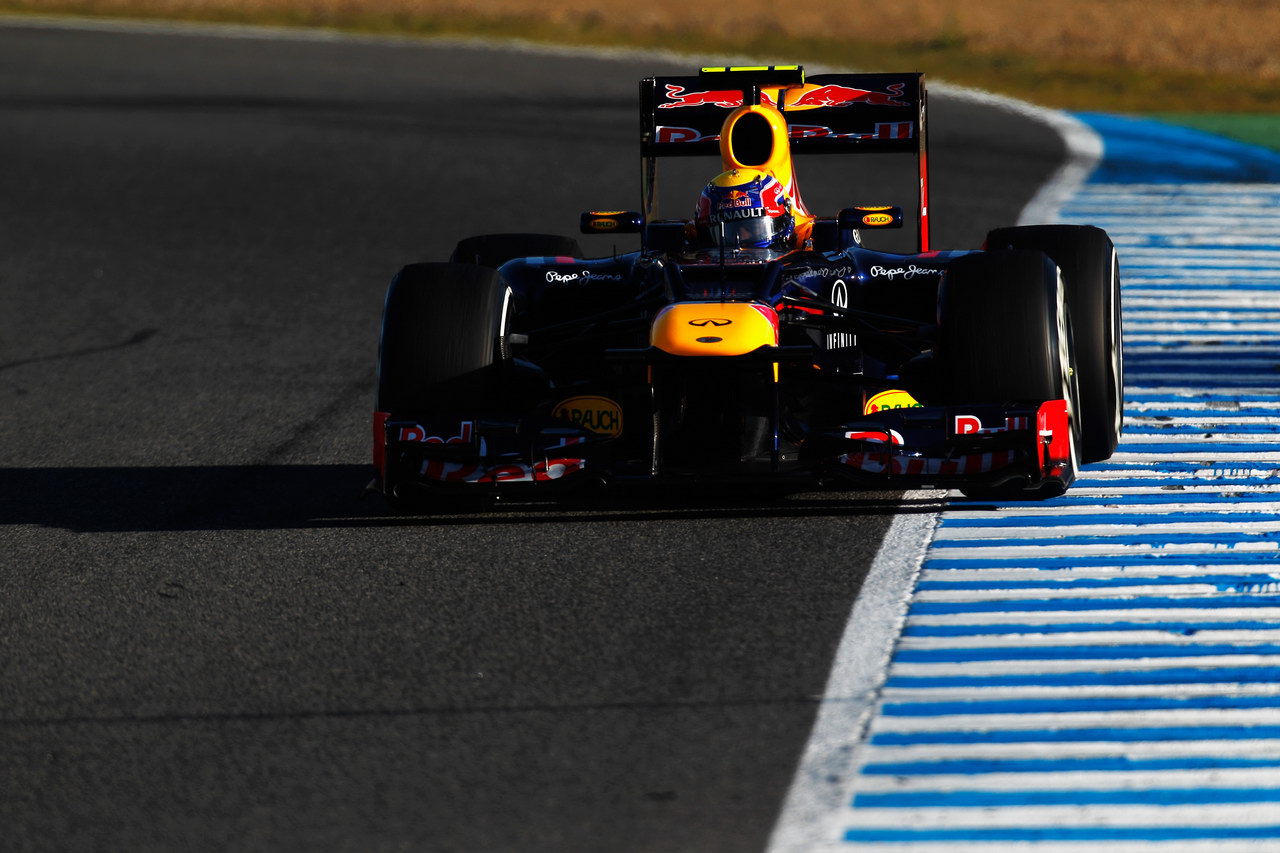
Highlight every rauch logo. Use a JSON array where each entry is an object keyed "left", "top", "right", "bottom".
[{"left": 552, "top": 396, "right": 623, "bottom": 438}]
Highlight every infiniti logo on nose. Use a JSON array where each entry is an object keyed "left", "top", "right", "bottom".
[{"left": 688, "top": 318, "right": 732, "bottom": 327}]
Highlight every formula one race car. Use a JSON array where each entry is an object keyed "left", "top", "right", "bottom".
[{"left": 372, "top": 65, "right": 1122, "bottom": 507}]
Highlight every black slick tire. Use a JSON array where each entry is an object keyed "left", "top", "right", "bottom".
[
  {"left": 376, "top": 263, "right": 510, "bottom": 511},
  {"left": 377, "top": 262, "right": 508, "bottom": 413},
  {"left": 938, "top": 250, "right": 1072, "bottom": 405},
  {"left": 986, "top": 225, "right": 1122, "bottom": 463},
  {"left": 937, "top": 250, "right": 1078, "bottom": 500}
]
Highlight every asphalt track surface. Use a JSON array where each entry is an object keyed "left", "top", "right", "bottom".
[{"left": 0, "top": 21, "right": 1067, "bottom": 852}]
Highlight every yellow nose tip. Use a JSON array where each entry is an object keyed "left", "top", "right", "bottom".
[{"left": 650, "top": 302, "right": 780, "bottom": 356}]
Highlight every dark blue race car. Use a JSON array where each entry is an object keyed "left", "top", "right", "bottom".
[{"left": 372, "top": 66, "right": 1122, "bottom": 507}]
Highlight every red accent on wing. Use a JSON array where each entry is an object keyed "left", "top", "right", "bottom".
[
  {"left": 373, "top": 411, "right": 389, "bottom": 482},
  {"left": 918, "top": 149, "right": 930, "bottom": 252},
  {"left": 1037, "top": 399, "right": 1072, "bottom": 477}
]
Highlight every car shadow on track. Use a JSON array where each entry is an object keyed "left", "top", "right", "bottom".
[{"left": 0, "top": 466, "right": 946, "bottom": 533}]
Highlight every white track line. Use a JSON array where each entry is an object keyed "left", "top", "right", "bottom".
[{"left": 765, "top": 494, "right": 942, "bottom": 851}]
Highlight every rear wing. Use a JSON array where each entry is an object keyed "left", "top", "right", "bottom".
[{"left": 639, "top": 67, "right": 930, "bottom": 250}]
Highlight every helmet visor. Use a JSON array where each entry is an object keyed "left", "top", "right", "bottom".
[{"left": 708, "top": 212, "right": 791, "bottom": 249}]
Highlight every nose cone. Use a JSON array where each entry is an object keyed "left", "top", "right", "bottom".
[{"left": 650, "top": 302, "right": 780, "bottom": 356}]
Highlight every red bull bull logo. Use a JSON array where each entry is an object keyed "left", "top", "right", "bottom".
[
  {"left": 659, "top": 82, "right": 909, "bottom": 110},
  {"left": 659, "top": 85, "right": 748, "bottom": 109},
  {"left": 659, "top": 85, "right": 790, "bottom": 109},
  {"left": 788, "top": 82, "right": 910, "bottom": 108}
]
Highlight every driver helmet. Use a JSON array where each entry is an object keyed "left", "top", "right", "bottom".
[{"left": 695, "top": 168, "right": 796, "bottom": 251}]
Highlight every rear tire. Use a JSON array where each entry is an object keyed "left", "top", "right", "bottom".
[
  {"left": 986, "top": 225, "right": 1122, "bottom": 463},
  {"left": 937, "top": 250, "right": 1078, "bottom": 500},
  {"left": 449, "top": 233, "right": 582, "bottom": 268}
]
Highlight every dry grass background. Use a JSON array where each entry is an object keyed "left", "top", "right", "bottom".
[
  {"left": 349, "top": 0, "right": 1280, "bottom": 77},
  {"left": 6, "top": 0, "right": 1280, "bottom": 109},
  {"left": 13, "top": 0, "right": 1280, "bottom": 76}
]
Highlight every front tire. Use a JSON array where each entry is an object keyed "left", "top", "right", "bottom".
[
  {"left": 376, "top": 263, "right": 510, "bottom": 511},
  {"left": 377, "top": 262, "right": 509, "bottom": 413},
  {"left": 938, "top": 250, "right": 1073, "bottom": 405},
  {"left": 937, "top": 250, "right": 1078, "bottom": 500},
  {"left": 986, "top": 225, "right": 1122, "bottom": 463}
]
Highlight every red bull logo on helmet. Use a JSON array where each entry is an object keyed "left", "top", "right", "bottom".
[{"left": 699, "top": 173, "right": 787, "bottom": 221}]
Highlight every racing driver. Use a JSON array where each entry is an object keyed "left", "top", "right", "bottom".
[{"left": 693, "top": 168, "right": 802, "bottom": 253}]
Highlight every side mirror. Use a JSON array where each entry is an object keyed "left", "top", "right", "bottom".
[
  {"left": 645, "top": 220, "right": 689, "bottom": 255},
  {"left": 811, "top": 218, "right": 859, "bottom": 252},
  {"left": 838, "top": 206, "right": 903, "bottom": 230},
  {"left": 580, "top": 210, "right": 643, "bottom": 234}
]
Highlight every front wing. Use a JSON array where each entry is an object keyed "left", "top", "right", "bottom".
[
  {"left": 372, "top": 399, "right": 1075, "bottom": 499},
  {"left": 817, "top": 399, "right": 1074, "bottom": 492}
]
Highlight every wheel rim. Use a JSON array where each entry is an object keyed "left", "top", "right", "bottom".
[
  {"left": 1108, "top": 252, "right": 1124, "bottom": 449},
  {"left": 1056, "top": 268, "right": 1082, "bottom": 476}
]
